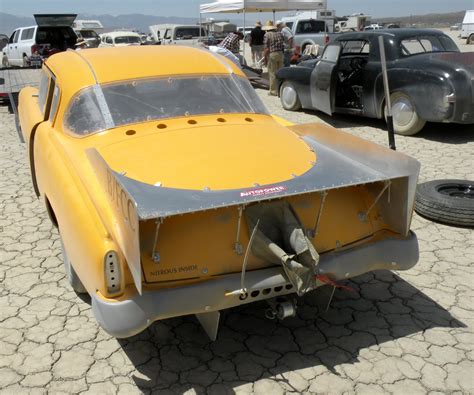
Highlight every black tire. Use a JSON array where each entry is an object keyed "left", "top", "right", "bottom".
[
  {"left": 468, "top": 34, "right": 474, "bottom": 45},
  {"left": 60, "top": 237, "right": 87, "bottom": 293},
  {"left": 415, "top": 179, "right": 474, "bottom": 227},
  {"left": 22, "top": 55, "right": 29, "bottom": 68},
  {"left": 280, "top": 81, "right": 302, "bottom": 111}
]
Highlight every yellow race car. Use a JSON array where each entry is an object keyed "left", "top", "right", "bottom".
[{"left": 18, "top": 46, "right": 420, "bottom": 340}]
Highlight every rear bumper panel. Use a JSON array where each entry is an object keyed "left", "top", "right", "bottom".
[{"left": 92, "top": 231, "right": 418, "bottom": 338}]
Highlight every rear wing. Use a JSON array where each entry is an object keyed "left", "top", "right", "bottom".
[{"left": 86, "top": 124, "right": 420, "bottom": 294}]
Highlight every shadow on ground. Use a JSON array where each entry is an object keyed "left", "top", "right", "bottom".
[
  {"left": 118, "top": 270, "right": 465, "bottom": 393},
  {"left": 306, "top": 111, "right": 473, "bottom": 145}
]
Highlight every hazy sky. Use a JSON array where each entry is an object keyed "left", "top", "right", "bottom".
[{"left": 1, "top": 0, "right": 473, "bottom": 18}]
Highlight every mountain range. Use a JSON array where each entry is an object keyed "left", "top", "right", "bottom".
[{"left": 0, "top": 10, "right": 467, "bottom": 36}]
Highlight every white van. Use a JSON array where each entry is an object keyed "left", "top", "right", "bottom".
[
  {"left": 461, "top": 10, "right": 474, "bottom": 44},
  {"left": 2, "top": 14, "right": 77, "bottom": 68},
  {"left": 149, "top": 24, "right": 206, "bottom": 46},
  {"left": 99, "top": 31, "right": 142, "bottom": 47}
]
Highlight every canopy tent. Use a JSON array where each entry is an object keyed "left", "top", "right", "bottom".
[
  {"left": 200, "top": 0, "right": 327, "bottom": 13},
  {"left": 199, "top": 0, "right": 327, "bottom": 56}
]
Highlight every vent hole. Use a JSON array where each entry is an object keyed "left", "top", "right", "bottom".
[
  {"left": 245, "top": 117, "right": 253, "bottom": 122},
  {"left": 126, "top": 130, "right": 136, "bottom": 136},
  {"left": 111, "top": 277, "right": 115, "bottom": 280},
  {"left": 262, "top": 288, "right": 271, "bottom": 295},
  {"left": 285, "top": 284, "right": 293, "bottom": 290},
  {"left": 157, "top": 123, "right": 167, "bottom": 129},
  {"left": 217, "top": 117, "right": 226, "bottom": 123},
  {"left": 188, "top": 119, "right": 197, "bottom": 125},
  {"left": 250, "top": 290, "right": 260, "bottom": 298},
  {"left": 274, "top": 286, "right": 283, "bottom": 292},
  {"left": 112, "top": 285, "right": 116, "bottom": 288}
]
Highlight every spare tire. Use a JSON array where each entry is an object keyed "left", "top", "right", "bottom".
[{"left": 415, "top": 179, "right": 474, "bottom": 227}]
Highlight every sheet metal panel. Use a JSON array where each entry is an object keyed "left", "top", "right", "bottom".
[{"left": 90, "top": 124, "right": 419, "bottom": 234}]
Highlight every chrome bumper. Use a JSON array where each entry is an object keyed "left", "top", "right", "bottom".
[{"left": 92, "top": 231, "right": 418, "bottom": 338}]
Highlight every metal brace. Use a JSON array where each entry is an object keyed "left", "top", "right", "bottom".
[
  {"left": 226, "top": 219, "right": 260, "bottom": 299},
  {"left": 234, "top": 205, "right": 245, "bottom": 255},
  {"left": 151, "top": 218, "right": 163, "bottom": 263},
  {"left": 364, "top": 180, "right": 391, "bottom": 220},
  {"left": 309, "top": 190, "right": 328, "bottom": 238}
]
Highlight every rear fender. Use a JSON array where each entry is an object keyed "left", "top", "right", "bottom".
[{"left": 374, "top": 70, "right": 452, "bottom": 121}]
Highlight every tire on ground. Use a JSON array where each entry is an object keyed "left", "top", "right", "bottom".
[
  {"left": 60, "top": 237, "right": 88, "bottom": 293},
  {"left": 385, "top": 91, "right": 426, "bottom": 136},
  {"left": 415, "top": 179, "right": 474, "bottom": 227}
]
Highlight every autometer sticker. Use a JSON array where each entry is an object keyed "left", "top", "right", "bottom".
[{"left": 240, "top": 185, "right": 287, "bottom": 198}]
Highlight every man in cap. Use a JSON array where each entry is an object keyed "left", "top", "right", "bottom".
[
  {"left": 263, "top": 20, "right": 284, "bottom": 96},
  {"left": 277, "top": 20, "right": 294, "bottom": 67},
  {"left": 249, "top": 21, "right": 265, "bottom": 66}
]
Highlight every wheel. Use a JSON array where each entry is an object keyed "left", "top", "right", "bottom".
[
  {"left": 468, "top": 34, "right": 474, "bottom": 45},
  {"left": 280, "top": 81, "right": 302, "bottom": 111},
  {"left": 385, "top": 92, "right": 426, "bottom": 136},
  {"left": 60, "top": 237, "right": 87, "bottom": 293},
  {"left": 22, "top": 55, "right": 29, "bottom": 68},
  {"left": 1, "top": 54, "right": 9, "bottom": 69},
  {"left": 415, "top": 179, "right": 474, "bottom": 227}
]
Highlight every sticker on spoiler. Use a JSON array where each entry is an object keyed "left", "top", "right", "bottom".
[{"left": 240, "top": 185, "right": 287, "bottom": 197}]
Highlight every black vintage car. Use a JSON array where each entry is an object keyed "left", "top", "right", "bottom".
[{"left": 277, "top": 29, "right": 474, "bottom": 135}]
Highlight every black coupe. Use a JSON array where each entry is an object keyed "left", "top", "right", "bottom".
[{"left": 277, "top": 29, "right": 474, "bottom": 135}]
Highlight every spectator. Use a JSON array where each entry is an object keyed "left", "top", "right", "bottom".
[
  {"left": 75, "top": 39, "right": 88, "bottom": 51},
  {"left": 249, "top": 21, "right": 265, "bottom": 66},
  {"left": 277, "top": 20, "right": 294, "bottom": 67},
  {"left": 263, "top": 20, "right": 284, "bottom": 96},
  {"left": 218, "top": 31, "right": 243, "bottom": 55}
]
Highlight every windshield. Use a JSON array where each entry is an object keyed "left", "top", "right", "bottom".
[
  {"left": 296, "top": 20, "right": 326, "bottom": 34},
  {"left": 79, "top": 30, "right": 99, "bottom": 38},
  {"left": 174, "top": 27, "right": 205, "bottom": 39},
  {"left": 64, "top": 75, "right": 269, "bottom": 136},
  {"left": 400, "top": 35, "right": 459, "bottom": 56},
  {"left": 114, "top": 35, "right": 141, "bottom": 44}
]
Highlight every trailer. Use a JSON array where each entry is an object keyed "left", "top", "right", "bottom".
[{"left": 461, "top": 10, "right": 474, "bottom": 44}]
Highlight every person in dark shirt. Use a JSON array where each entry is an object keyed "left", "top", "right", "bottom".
[
  {"left": 263, "top": 20, "right": 284, "bottom": 96},
  {"left": 249, "top": 21, "right": 265, "bottom": 66}
]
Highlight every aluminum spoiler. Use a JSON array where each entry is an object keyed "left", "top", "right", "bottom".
[{"left": 86, "top": 124, "right": 420, "bottom": 294}]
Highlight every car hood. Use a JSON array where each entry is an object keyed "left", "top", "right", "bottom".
[{"left": 97, "top": 121, "right": 316, "bottom": 191}]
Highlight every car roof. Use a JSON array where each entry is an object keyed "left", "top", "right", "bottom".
[
  {"left": 101, "top": 31, "right": 140, "bottom": 38},
  {"left": 45, "top": 46, "right": 243, "bottom": 101},
  {"left": 334, "top": 28, "right": 448, "bottom": 40}
]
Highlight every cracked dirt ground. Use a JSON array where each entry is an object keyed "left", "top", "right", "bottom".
[{"left": 0, "top": 96, "right": 473, "bottom": 394}]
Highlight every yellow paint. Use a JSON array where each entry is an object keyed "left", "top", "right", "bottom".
[{"left": 17, "top": 47, "right": 397, "bottom": 299}]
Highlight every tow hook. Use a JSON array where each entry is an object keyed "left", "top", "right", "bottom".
[{"left": 265, "top": 297, "right": 297, "bottom": 320}]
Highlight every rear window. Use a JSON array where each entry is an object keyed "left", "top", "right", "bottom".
[
  {"left": 114, "top": 36, "right": 141, "bottom": 44},
  {"left": 174, "top": 27, "right": 205, "bottom": 39},
  {"left": 296, "top": 20, "right": 326, "bottom": 34},
  {"left": 64, "top": 75, "right": 269, "bottom": 136},
  {"left": 21, "top": 28, "right": 35, "bottom": 41},
  {"left": 400, "top": 35, "right": 459, "bottom": 56}
]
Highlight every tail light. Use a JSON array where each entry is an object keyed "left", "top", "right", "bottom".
[
  {"left": 31, "top": 44, "right": 39, "bottom": 54},
  {"left": 325, "top": 35, "right": 330, "bottom": 45}
]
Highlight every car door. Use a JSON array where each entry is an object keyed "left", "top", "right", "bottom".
[
  {"left": 6, "top": 29, "right": 20, "bottom": 65},
  {"left": 310, "top": 43, "right": 341, "bottom": 115},
  {"left": 17, "top": 67, "right": 56, "bottom": 195}
]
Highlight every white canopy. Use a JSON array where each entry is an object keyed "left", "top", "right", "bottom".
[{"left": 200, "top": 0, "right": 327, "bottom": 13}]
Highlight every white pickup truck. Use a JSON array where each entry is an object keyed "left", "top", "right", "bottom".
[
  {"left": 149, "top": 24, "right": 206, "bottom": 46},
  {"left": 281, "top": 16, "right": 335, "bottom": 52}
]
